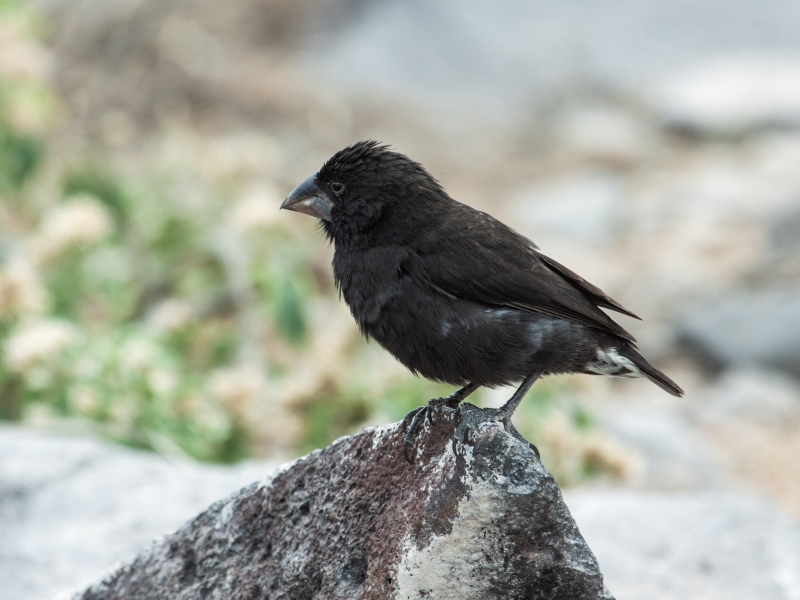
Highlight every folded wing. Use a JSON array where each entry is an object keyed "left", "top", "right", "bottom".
[{"left": 406, "top": 204, "right": 639, "bottom": 343}]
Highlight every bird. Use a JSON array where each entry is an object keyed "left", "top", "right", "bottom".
[{"left": 281, "top": 140, "right": 683, "bottom": 462}]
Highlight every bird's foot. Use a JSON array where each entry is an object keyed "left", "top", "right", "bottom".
[
  {"left": 401, "top": 395, "right": 462, "bottom": 463},
  {"left": 453, "top": 404, "right": 540, "bottom": 458}
]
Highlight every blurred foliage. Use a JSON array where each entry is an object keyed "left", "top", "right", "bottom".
[
  {"left": 63, "top": 165, "right": 129, "bottom": 227},
  {"left": 0, "top": 128, "right": 41, "bottom": 190},
  {"left": 0, "top": 1, "right": 636, "bottom": 484},
  {"left": 514, "top": 379, "right": 640, "bottom": 486},
  {"left": 0, "top": 1, "right": 52, "bottom": 191}
]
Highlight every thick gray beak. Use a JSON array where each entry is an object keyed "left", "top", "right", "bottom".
[{"left": 280, "top": 173, "right": 332, "bottom": 222}]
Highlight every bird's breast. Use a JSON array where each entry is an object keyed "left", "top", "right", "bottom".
[{"left": 333, "top": 246, "right": 407, "bottom": 333}]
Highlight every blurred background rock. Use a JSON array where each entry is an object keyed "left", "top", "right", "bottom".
[{"left": 1, "top": 0, "right": 800, "bottom": 598}]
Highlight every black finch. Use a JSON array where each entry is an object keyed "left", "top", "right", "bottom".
[{"left": 282, "top": 141, "right": 683, "bottom": 461}]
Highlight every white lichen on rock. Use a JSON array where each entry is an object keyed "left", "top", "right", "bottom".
[{"left": 396, "top": 476, "right": 504, "bottom": 599}]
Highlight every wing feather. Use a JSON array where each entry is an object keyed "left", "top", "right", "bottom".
[{"left": 406, "top": 204, "right": 638, "bottom": 343}]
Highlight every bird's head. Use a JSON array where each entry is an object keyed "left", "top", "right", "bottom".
[{"left": 281, "top": 141, "right": 447, "bottom": 245}]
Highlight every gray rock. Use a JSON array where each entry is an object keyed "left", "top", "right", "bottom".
[
  {"left": 696, "top": 367, "right": 800, "bottom": 424},
  {"left": 0, "top": 426, "right": 274, "bottom": 600},
  {"left": 312, "top": 0, "right": 800, "bottom": 132},
  {"left": 553, "top": 106, "right": 654, "bottom": 165},
  {"left": 4, "top": 424, "right": 800, "bottom": 600},
  {"left": 509, "top": 172, "right": 624, "bottom": 248},
  {"left": 72, "top": 409, "right": 614, "bottom": 600},
  {"left": 651, "top": 55, "right": 800, "bottom": 135},
  {"left": 566, "top": 490, "right": 800, "bottom": 600},
  {"left": 601, "top": 408, "right": 721, "bottom": 490},
  {"left": 677, "top": 289, "right": 800, "bottom": 376}
]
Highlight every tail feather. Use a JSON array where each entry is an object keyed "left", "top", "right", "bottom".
[{"left": 623, "top": 347, "right": 684, "bottom": 397}]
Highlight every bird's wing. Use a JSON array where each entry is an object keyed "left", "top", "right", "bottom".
[
  {"left": 406, "top": 205, "right": 638, "bottom": 343},
  {"left": 536, "top": 253, "right": 641, "bottom": 320}
]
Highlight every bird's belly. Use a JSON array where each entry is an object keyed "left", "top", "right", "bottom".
[{"left": 361, "top": 293, "right": 596, "bottom": 387}]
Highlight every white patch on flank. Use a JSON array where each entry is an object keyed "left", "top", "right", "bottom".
[
  {"left": 585, "top": 347, "right": 642, "bottom": 378},
  {"left": 440, "top": 319, "right": 452, "bottom": 336}
]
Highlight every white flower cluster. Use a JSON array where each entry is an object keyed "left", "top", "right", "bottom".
[
  {"left": 0, "top": 20, "right": 51, "bottom": 82},
  {"left": 4, "top": 318, "right": 79, "bottom": 373},
  {"left": 209, "top": 365, "right": 266, "bottom": 415},
  {"left": 32, "top": 196, "right": 114, "bottom": 263},
  {"left": 147, "top": 298, "right": 193, "bottom": 333},
  {"left": 0, "top": 257, "right": 46, "bottom": 317},
  {"left": 0, "top": 15, "right": 55, "bottom": 134}
]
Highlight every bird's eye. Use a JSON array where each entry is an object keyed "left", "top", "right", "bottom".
[{"left": 330, "top": 182, "right": 345, "bottom": 195}]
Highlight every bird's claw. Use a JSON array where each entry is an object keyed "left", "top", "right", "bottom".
[
  {"left": 401, "top": 406, "right": 425, "bottom": 434},
  {"left": 452, "top": 403, "right": 495, "bottom": 450},
  {"left": 401, "top": 396, "right": 460, "bottom": 463},
  {"left": 402, "top": 407, "right": 428, "bottom": 463},
  {"left": 453, "top": 404, "right": 540, "bottom": 458}
]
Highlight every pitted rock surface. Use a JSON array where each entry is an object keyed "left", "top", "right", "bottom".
[{"left": 73, "top": 408, "right": 614, "bottom": 600}]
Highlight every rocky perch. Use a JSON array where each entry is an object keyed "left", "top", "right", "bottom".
[{"left": 74, "top": 406, "right": 614, "bottom": 600}]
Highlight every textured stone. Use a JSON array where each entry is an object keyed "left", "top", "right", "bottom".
[
  {"left": 567, "top": 491, "right": 800, "bottom": 600},
  {"left": 4, "top": 426, "right": 800, "bottom": 600},
  {"left": 0, "top": 426, "right": 273, "bottom": 600},
  {"left": 72, "top": 409, "right": 613, "bottom": 600}
]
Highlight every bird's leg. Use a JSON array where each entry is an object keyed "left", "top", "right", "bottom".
[
  {"left": 454, "top": 370, "right": 543, "bottom": 455},
  {"left": 402, "top": 382, "right": 480, "bottom": 463}
]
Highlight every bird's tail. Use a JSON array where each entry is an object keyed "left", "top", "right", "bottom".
[{"left": 622, "top": 345, "right": 684, "bottom": 397}]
